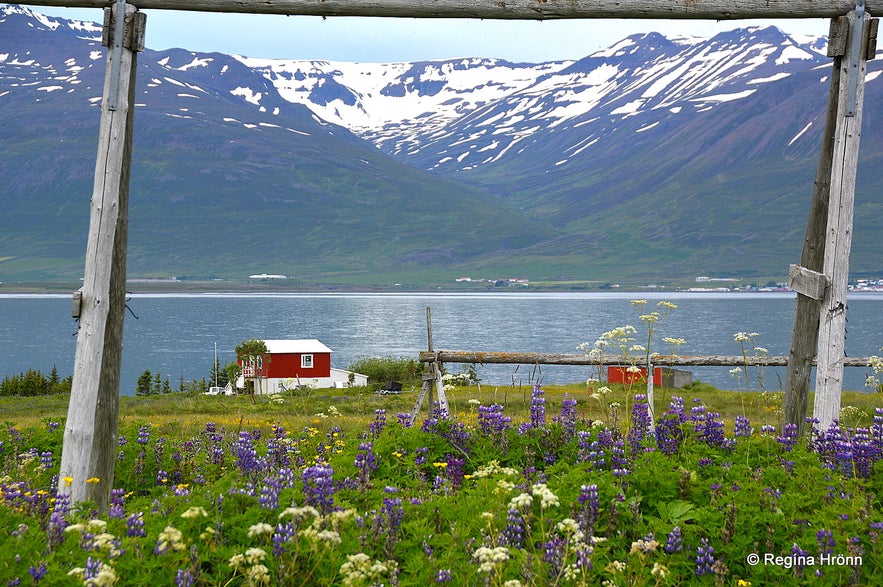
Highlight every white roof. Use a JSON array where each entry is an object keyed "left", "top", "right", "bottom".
[{"left": 263, "top": 339, "right": 333, "bottom": 354}]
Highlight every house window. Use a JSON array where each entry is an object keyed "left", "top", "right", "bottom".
[{"left": 301, "top": 354, "right": 313, "bottom": 369}]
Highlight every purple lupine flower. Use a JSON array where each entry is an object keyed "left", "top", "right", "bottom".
[
  {"left": 126, "top": 512, "right": 147, "bottom": 538},
  {"left": 236, "top": 431, "right": 265, "bottom": 476},
  {"left": 355, "top": 442, "right": 378, "bottom": 488},
  {"left": 734, "top": 415, "right": 752, "bottom": 438},
  {"left": 501, "top": 507, "right": 526, "bottom": 548},
  {"left": 259, "top": 476, "right": 281, "bottom": 510},
  {"left": 302, "top": 463, "right": 335, "bottom": 514},
  {"left": 529, "top": 384, "right": 547, "bottom": 430},
  {"left": 777, "top": 423, "right": 799, "bottom": 451},
  {"left": 46, "top": 491, "right": 70, "bottom": 549},
  {"left": 554, "top": 394, "right": 578, "bottom": 439},
  {"left": 28, "top": 563, "right": 47, "bottom": 582},
  {"left": 817, "top": 529, "right": 836, "bottom": 555},
  {"left": 83, "top": 557, "right": 102, "bottom": 582},
  {"left": 628, "top": 394, "right": 653, "bottom": 455},
  {"left": 611, "top": 438, "right": 629, "bottom": 477},
  {"left": 397, "top": 412, "right": 412, "bottom": 427},
  {"left": 108, "top": 488, "right": 126, "bottom": 519},
  {"left": 175, "top": 569, "right": 194, "bottom": 587},
  {"left": 370, "top": 409, "right": 387, "bottom": 437},
  {"left": 576, "top": 484, "right": 599, "bottom": 538},
  {"left": 478, "top": 404, "right": 511, "bottom": 436},
  {"left": 434, "top": 569, "right": 452, "bottom": 583},
  {"left": 791, "top": 543, "right": 809, "bottom": 576},
  {"left": 694, "top": 537, "right": 715, "bottom": 576},
  {"left": 39, "top": 451, "right": 53, "bottom": 470},
  {"left": 665, "top": 526, "right": 683, "bottom": 553},
  {"left": 273, "top": 521, "right": 295, "bottom": 556},
  {"left": 698, "top": 411, "right": 727, "bottom": 448},
  {"left": 655, "top": 396, "right": 686, "bottom": 455},
  {"left": 542, "top": 534, "right": 566, "bottom": 577},
  {"left": 136, "top": 425, "right": 151, "bottom": 445}
]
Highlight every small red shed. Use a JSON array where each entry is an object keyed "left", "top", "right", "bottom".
[{"left": 262, "top": 339, "right": 333, "bottom": 379}]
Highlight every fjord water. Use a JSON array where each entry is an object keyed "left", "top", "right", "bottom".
[{"left": 2, "top": 292, "right": 882, "bottom": 395}]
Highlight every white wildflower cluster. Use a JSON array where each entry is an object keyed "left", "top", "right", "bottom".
[
  {"left": 65, "top": 519, "right": 123, "bottom": 559},
  {"left": 472, "top": 546, "right": 510, "bottom": 574},
  {"left": 733, "top": 331, "right": 759, "bottom": 343},
  {"left": 629, "top": 536, "right": 660, "bottom": 555},
  {"left": 279, "top": 506, "right": 355, "bottom": 548},
  {"left": 531, "top": 483, "right": 560, "bottom": 509},
  {"left": 469, "top": 460, "right": 519, "bottom": 480},
  {"left": 67, "top": 561, "right": 118, "bottom": 587},
  {"left": 267, "top": 393, "right": 285, "bottom": 404},
  {"left": 589, "top": 386, "right": 612, "bottom": 401},
  {"left": 155, "top": 525, "right": 187, "bottom": 554},
  {"left": 866, "top": 352, "right": 883, "bottom": 392},
  {"left": 278, "top": 505, "right": 320, "bottom": 524},
  {"left": 327, "top": 405, "right": 341, "bottom": 417},
  {"left": 339, "top": 552, "right": 397, "bottom": 587},
  {"left": 578, "top": 325, "right": 638, "bottom": 360},
  {"left": 247, "top": 522, "right": 274, "bottom": 538},
  {"left": 495, "top": 479, "right": 516, "bottom": 495},
  {"left": 180, "top": 506, "right": 208, "bottom": 519},
  {"left": 64, "top": 520, "right": 123, "bottom": 558},
  {"left": 508, "top": 492, "right": 533, "bottom": 510},
  {"left": 229, "top": 547, "right": 270, "bottom": 586}
]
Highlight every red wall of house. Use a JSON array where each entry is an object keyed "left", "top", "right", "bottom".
[{"left": 264, "top": 352, "right": 331, "bottom": 379}]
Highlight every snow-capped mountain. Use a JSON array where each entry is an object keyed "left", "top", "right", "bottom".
[
  {"left": 238, "top": 27, "right": 830, "bottom": 173},
  {"left": 3, "top": 3, "right": 882, "bottom": 285}
]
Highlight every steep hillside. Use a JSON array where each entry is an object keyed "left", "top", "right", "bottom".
[{"left": 2, "top": 5, "right": 880, "bottom": 286}]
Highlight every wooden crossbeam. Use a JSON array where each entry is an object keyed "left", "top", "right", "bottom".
[
  {"left": 20, "top": 0, "right": 883, "bottom": 19},
  {"left": 419, "top": 350, "right": 875, "bottom": 368}
]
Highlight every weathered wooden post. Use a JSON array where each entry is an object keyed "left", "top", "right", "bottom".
[
  {"left": 783, "top": 22, "right": 842, "bottom": 435},
  {"left": 59, "top": 1, "right": 144, "bottom": 510},
  {"left": 813, "top": 6, "right": 875, "bottom": 430},
  {"left": 410, "top": 307, "right": 449, "bottom": 424}
]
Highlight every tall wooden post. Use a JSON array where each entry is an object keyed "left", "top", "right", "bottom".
[
  {"left": 813, "top": 8, "right": 874, "bottom": 430},
  {"left": 783, "top": 23, "right": 842, "bottom": 436},
  {"left": 59, "top": 2, "right": 144, "bottom": 511}
]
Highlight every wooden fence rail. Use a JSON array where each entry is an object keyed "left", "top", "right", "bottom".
[
  {"left": 19, "top": 0, "right": 883, "bottom": 19},
  {"left": 419, "top": 350, "right": 875, "bottom": 368}
]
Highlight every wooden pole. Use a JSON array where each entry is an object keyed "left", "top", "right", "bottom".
[
  {"left": 814, "top": 9, "right": 871, "bottom": 430},
  {"left": 782, "top": 19, "right": 842, "bottom": 436},
  {"left": 19, "top": 0, "right": 883, "bottom": 19},
  {"left": 58, "top": 2, "right": 144, "bottom": 511}
]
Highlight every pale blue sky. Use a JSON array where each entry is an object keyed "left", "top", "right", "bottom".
[{"left": 30, "top": 5, "right": 829, "bottom": 62}]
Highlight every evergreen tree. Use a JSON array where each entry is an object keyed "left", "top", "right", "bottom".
[{"left": 136, "top": 370, "right": 153, "bottom": 396}]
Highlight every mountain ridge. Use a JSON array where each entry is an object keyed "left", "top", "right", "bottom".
[{"left": 1, "top": 4, "right": 880, "bottom": 288}]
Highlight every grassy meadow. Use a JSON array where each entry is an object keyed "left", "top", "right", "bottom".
[{"left": 2, "top": 377, "right": 883, "bottom": 586}]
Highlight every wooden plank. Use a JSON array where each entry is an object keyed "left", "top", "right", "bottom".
[
  {"left": 58, "top": 3, "right": 141, "bottom": 512},
  {"left": 788, "top": 264, "right": 828, "bottom": 300},
  {"left": 814, "top": 11, "right": 869, "bottom": 431},
  {"left": 20, "top": 0, "right": 883, "bottom": 19},
  {"left": 419, "top": 350, "right": 874, "bottom": 367}
]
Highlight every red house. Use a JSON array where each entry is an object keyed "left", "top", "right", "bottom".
[{"left": 239, "top": 339, "right": 367, "bottom": 393}]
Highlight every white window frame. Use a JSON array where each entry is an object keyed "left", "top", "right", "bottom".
[{"left": 301, "top": 354, "right": 314, "bottom": 369}]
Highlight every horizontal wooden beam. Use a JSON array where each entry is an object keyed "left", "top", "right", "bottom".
[
  {"left": 420, "top": 350, "right": 873, "bottom": 367},
  {"left": 22, "top": 0, "right": 883, "bottom": 20}
]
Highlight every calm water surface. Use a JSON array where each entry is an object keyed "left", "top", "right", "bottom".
[{"left": 2, "top": 292, "right": 882, "bottom": 395}]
